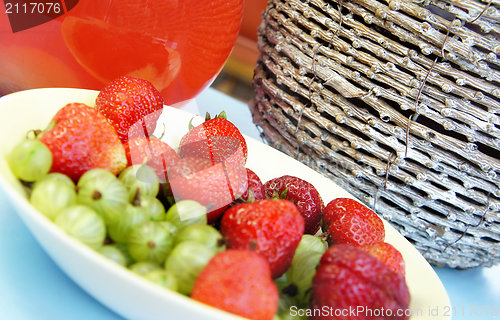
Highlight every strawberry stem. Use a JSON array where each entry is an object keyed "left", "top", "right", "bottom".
[
  {"left": 280, "top": 188, "right": 289, "bottom": 199},
  {"left": 247, "top": 189, "right": 256, "bottom": 203},
  {"left": 270, "top": 189, "right": 280, "bottom": 199},
  {"left": 188, "top": 117, "right": 197, "bottom": 131},
  {"left": 217, "top": 111, "right": 227, "bottom": 119}
]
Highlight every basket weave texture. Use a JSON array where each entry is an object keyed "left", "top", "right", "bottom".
[{"left": 250, "top": 0, "right": 500, "bottom": 268}]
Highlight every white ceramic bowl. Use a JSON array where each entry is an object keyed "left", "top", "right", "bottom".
[{"left": 0, "top": 88, "right": 450, "bottom": 320}]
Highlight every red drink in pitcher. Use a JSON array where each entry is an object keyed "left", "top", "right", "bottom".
[{"left": 0, "top": 0, "right": 244, "bottom": 105}]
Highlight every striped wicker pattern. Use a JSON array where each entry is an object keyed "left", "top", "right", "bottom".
[{"left": 250, "top": 0, "right": 500, "bottom": 268}]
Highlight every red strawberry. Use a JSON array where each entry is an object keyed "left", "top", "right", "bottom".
[
  {"left": 311, "top": 244, "right": 410, "bottom": 320},
  {"left": 191, "top": 250, "right": 279, "bottom": 320},
  {"left": 221, "top": 199, "right": 305, "bottom": 278},
  {"left": 264, "top": 175, "right": 324, "bottom": 235},
  {"left": 322, "top": 198, "right": 385, "bottom": 247},
  {"left": 361, "top": 242, "right": 406, "bottom": 277},
  {"left": 178, "top": 114, "right": 248, "bottom": 164},
  {"left": 96, "top": 76, "right": 164, "bottom": 143},
  {"left": 39, "top": 103, "right": 127, "bottom": 181},
  {"left": 168, "top": 157, "right": 247, "bottom": 223},
  {"left": 239, "top": 168, "right": 265, "bottom": 202},
  {"left": 124, "top": 136, "right": 179, "bottom": 182}
]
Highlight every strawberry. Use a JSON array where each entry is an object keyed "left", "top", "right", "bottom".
[
  {"left": 191, "top": 250, "right": 279, "bottom": 320},
  {"left": 95, "top": 76, "right": 164, "bottom": 143},
  {"left": 221, "top": 199, "right": 305, "bottom": 278},
  {"left": 361, "top": 242, "right": 406, "bottom": 277},
  {"left": 39, "top": 103, "right": 126, "bottom": 181},
  {"left": 311, "top": 244, "right": 410, "bottom": 320},
  {"left": 322, "top": 198, "right": 385, "bottom": 247},
  {"left": 178, "top": 113, "right": 248, "bottom": 164},
  {"left": 168, "top": 157, "right": 247, "bottom": 223},
  {"left": 264, "top": 175, "right": 324, "bottom": 235},
  {"left": 124, "top": 136, "right": 179, "bottom": 182},
  {"left": 239, "top": 168, "right": 265, "bottom": 202}
]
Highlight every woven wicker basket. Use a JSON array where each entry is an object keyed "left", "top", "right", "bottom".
[{"left": 250, "top": 0, "right": 500, "bottom": 268}]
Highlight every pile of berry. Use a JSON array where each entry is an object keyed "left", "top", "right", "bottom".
[{"left": 8, "top": 76, "right": 410, "bottom": 320}]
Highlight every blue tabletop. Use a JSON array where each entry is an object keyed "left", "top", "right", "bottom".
[{"left": 0, "top": 87, "right": 498, "bottom": 320}]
